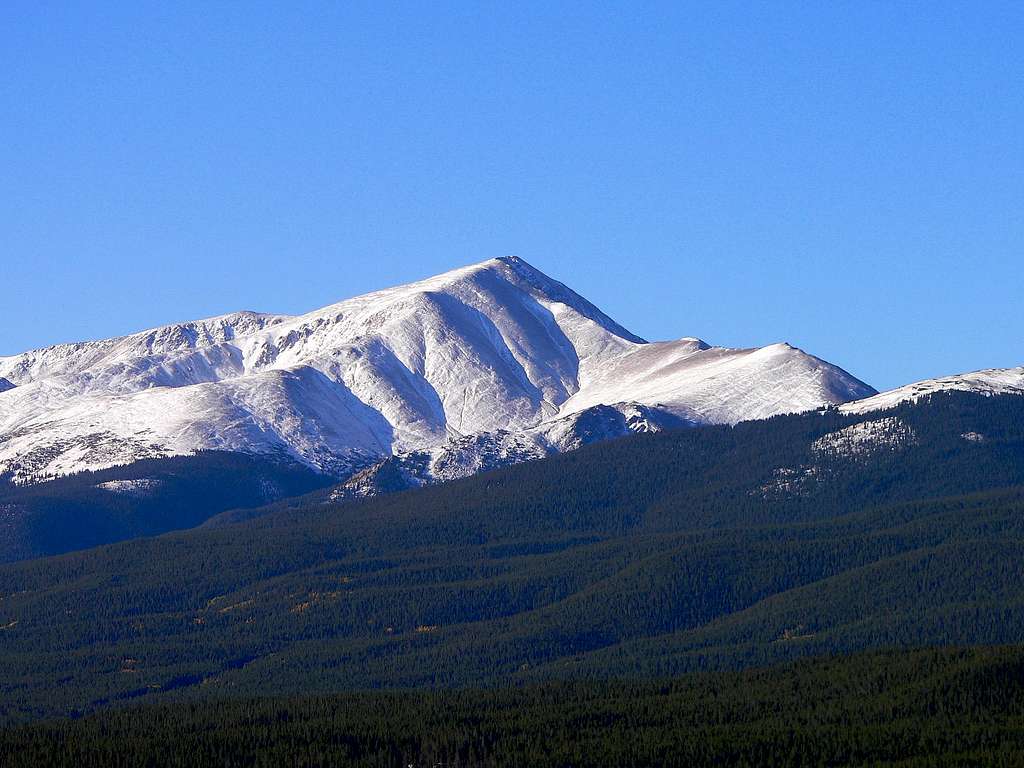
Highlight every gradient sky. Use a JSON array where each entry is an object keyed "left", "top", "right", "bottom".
[{"left": 3, "top": 2, "right": 1021, "bottom": 390}]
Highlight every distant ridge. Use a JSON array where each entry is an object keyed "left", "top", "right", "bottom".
[{"left": 842, "top": 366, "right": 1024, "bottom": 415}]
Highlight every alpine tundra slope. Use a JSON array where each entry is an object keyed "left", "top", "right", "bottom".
[{"left": 0, "top": 256, "right": 876, "bottom": 484}]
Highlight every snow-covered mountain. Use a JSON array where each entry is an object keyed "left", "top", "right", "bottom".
[
  {"left": 0, "top": 256, "right": 875, "bottom": 484},
  {"left": 841, "top": 367, "right": 1024, "bottom": 415}
]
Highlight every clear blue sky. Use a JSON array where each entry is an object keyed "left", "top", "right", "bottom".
[{"left": 3, "top": 2, "right": 1021, "bottom": 390}]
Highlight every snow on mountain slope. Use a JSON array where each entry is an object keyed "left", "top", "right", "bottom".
[
  {"left": 840, "top": 367, "right": 1024, "bottom": 415},
  {"left": 0, "top": 311, "right": 288, "bottom": 390},
  {"left": 0, "top": 257, "right": 874, "bottom": 483},
  {"left": 812, "top": 417, "right": 918, "bottom": 460},
  {"left": 330, "top": 401, "right": 692, "bottom": 500},
  {"left": 561, "top": 338, "right": 872, "bottom": 424}
]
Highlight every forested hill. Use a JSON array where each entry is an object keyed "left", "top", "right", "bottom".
[
  {"left": 0, "top": 452, "right": 335, "bottom": 563},
  {"left": 1, "top": 391, "right": 1023, "bottom": 723}
]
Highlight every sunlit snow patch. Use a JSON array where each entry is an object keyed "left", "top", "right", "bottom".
[
  {"left": 95, "top": 479, "right": 164, "bottom": 496},
  {"left": 811, "top": 417, "right": 917, "bottom": 460}
]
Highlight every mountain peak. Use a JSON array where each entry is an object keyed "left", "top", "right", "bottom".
[{"left": 312, "top": 256, "right": 647, "bottom": 347}]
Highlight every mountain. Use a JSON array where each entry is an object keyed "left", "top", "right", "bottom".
[{"left": 0, "top": 257, "right": 874, "bottom": 485}]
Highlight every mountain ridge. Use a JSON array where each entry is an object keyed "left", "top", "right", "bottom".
[{"left": 842, "top": 365, "right": 1024, "bottom": 415}]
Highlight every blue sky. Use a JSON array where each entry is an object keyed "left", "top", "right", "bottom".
[{"left": 3, "top": 2, "right": 1021, "bottom": 390}]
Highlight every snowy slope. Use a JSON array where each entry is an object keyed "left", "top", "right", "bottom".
[
  {"left": 841, "top": 367, "right": 1024, "bottom": 415},
  {"left": 561, "top": 338, "right": 872, "bottom": 424},
  {"left": 0, "top": 257, "right": 874, "bottom": 483}
]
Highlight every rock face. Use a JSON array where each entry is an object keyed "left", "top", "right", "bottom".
[{"left": 0, "top": 256, "right": 875, "bottom": 483}]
